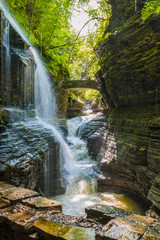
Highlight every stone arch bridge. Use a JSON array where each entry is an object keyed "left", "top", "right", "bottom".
[{"left": 55, "top": 79, "right": 98, "bottom": 92}]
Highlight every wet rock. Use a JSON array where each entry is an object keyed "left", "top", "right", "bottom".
[
  {"left": 97, "top": 214, "right": 157, "bottom": 240},
  {"left": 0, "top": 198, "right": 10, "bottom": 209},
  {"left": 0, "top": 182, "right": 17, "bottom": 192},
  {"left": 148, "top": 174, "right": 160, "bottom": 209},
  {"left": 93, "top": 0, "right": 160, "bottom": 213},
  {"left": 67, "top": 99, "right": 84, "bottom": 118},
  {"left": 22, "top": 196, "right": 62, "bottom": 212},
  {"left": 0, "top": 204, "right": 38, "bottom": 233},
  {"left": 97, "top": 104, "right": 160, "bottom": 211},
  {"left": 0, "top": 181, "right": 160, "bottom": 240},
  {"left": 76, "top": 113, "right": 107, "bottom": 159},
  {"left": 34, "top": 218, "right": 95, "bottom": 240},
  {"left": 146, "top": 204, "right": 160, "bottom": 220},
  {"left": 1, "top": 187, "right": 39, "bottom": 203},
  {"left": 0, "top": 110, "right": 60, "bottom": 191},
  {"left": 85, "top": 205, "right": 132, "bottom": 224},
  {"left": 141, "top": 222, "right": 160, "bottom": 239}
]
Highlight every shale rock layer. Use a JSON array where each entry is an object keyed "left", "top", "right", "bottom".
[{"left": 95, "top": 0, "right": 160, "bottom": 211}]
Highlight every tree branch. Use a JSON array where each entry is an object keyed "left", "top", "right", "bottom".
[{"left": 68, "top": 17, "right": 106, "bottom": 63}]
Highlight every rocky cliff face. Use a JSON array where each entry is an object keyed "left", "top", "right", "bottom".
[
  {"left": 0, "top": 109, "right": 67, "bottom": 196},
  {"left": 0, "top": 11, "right": 66, "bottom": 195},
  {"left": 0, "top": 11, "right": 34, "bottom": 108},
  {"left": 96, "top": 0, "right": 160, "bottom": 211}
]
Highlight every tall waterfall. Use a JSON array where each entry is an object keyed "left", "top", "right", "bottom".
[
  {"left": 0, "top": 0, "right": 73, "bottom": 196},
  {"left": 1, "top": 13, "right": 10, "bottom": 106}
]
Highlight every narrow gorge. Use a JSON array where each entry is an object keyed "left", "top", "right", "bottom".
[{"left": 0, "top": 0, "right": 160, "bottom": 239}]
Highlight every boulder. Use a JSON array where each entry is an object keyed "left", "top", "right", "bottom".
[
  {"left": 97, "top": 214, "right": 158, "bottom": 240},
  {"left": 85, "top": 204, "right": 132, "bottom": 223},
  {"left": 76, "top": 113, "right": 107, "bottom": 159},
  {"left": 33, "top": 218, "right": 95, "bottom": 240}
]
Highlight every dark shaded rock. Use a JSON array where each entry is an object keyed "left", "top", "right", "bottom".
[
  {"left": 146, "top": 204, "right": 160, "bottom": 220},
  {"left": 0, "top": 12, "right": 35, "bottom": 109},
  {"left": 85, "top": 205, "right": 132, "bottom": 224},
  {"left": 59, "top": 126, "right": 68, "bottom": 138},
  {"left": 107, "top": 0, "right": 146, "bottom": 33},
  {"left": 39, "top": 136, "right": 67, "bottom": 197},
  {"left": 67, "top": 97, "right": 84, "bottom": 118},
  {"left": 147, "top": 174, "right": 160, "bottom": 210},
  {"left": 96, "top": 0, "right": 160, "bottom": 124},
  {"left": 0, "top": 198, "right": 10, "bottom": 209},
  {"left": 76, "top": 113, "right": 107, "bottom": 159},
  {"left": 0, "top": 109, "right": 65, "bottom": 194},
  {"left": 97, "top": 104, "right": 160, "bottom": 210}
]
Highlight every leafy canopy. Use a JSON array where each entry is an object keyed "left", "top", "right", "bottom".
[
  {"left": 6, "top": 0, "right": 111, "bottom": 95},
  {"left": 6, "top": 0, "right": 78, "bottom": 78},
  {"left": 142, "top": 0, "right": 160, "bottom": 21}
]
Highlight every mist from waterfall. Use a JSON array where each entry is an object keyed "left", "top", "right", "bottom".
[{"left": 1, "top": 12, "right": 10, "bottom": 106}]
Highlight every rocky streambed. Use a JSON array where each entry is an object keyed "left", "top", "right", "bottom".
[
  {"left": 0, "top": 181, "right": 160, "bottom": 240},
  {"left": 1, "top": 108, "right": 160, "bottom": 239}
]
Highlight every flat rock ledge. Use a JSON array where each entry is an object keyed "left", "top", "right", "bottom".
[{"left": 0, "top": 182, "right": 160, "bottom": 240}]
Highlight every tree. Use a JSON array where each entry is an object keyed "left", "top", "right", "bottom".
[
  {"left": 6, "top": 0, "right": 78, "bottom": 78},
  {"left": 6, "top": 0, "right": 111, "bottom": 85},
  {"left": 142, "top": 0, "right": 160, "bottom": 21}
]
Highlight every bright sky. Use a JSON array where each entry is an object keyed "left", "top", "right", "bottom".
[{"left": 71, "top": 0, "right": 99, "bottom": 36}]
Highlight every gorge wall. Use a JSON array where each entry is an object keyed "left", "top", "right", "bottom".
[
  {"left": 0, "top": 12, "right": 34, "bottom": 108},
  {"left": 96, "top": 0, "right": 160, "bottom": 212}
]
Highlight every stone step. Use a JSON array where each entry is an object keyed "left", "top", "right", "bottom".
[
  {"left": 22, "top": 196, "right": 62, "bottom": 212},
  {"left": 85, "top": 204, "right": 133, "bottom": 223},
  {"left": 96, "top": 214, "right": 159, "bottom": 240},
  {"left": 33, "top": 218, "right": 95, "bottom": 240}
]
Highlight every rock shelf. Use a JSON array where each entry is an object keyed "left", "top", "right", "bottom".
[{"left": 0, "top": 182, "right": 160, "bottom": 239}]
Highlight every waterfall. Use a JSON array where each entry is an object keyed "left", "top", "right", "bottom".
[
  {"left": 1, "top": 12, "right": 11, "bottom": 106},
  {"left": 0, "top": 0, "right": 73, "bottom": 195},
  {"left": 32, "top": 48, "right": 57, "bottom": 120},
  {"left": 54, "top": 115, "right": 99, "bottom": 216}
]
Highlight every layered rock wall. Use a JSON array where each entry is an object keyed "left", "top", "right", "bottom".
[
  {"left": 97, "top": 105, "right": 160, "bottom": 207},
  {"left": 96, "top": 0, "right": 160, "bottom": 210},
  {"left": 0, "top": 11, "right": 35, "bottom": 108}
]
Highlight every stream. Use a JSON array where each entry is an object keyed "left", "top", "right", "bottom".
[{"left": 53, "top": 113, "right": 145, "bottom": 217}]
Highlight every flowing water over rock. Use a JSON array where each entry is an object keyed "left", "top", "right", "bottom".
[
  {"left": 0, "top": 0, "right": 73, "bottom": 195},
  {"left": 54, "top": 114, "right": 145, "bottom": 217}
]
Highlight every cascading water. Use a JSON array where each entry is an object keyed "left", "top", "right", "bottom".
[
  {"left": 1, "top": 12, "right": 11, "bottom": 106},
  {"left": 0, "top": 0, "right": 73, "bottom": 196},
  {"left": 53, "top": 114, "right": 100, "bottom": 216},
  {"left": 54, "top": 113, "right": 146, "bottom": 217}
]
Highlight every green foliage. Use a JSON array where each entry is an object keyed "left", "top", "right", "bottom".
[
  {"left": 69, "top": 89, "right": 101, "bottom": 104},
  {"left": 68, "top": 0, "right": 111, "bottom": 103},
  {"left": 69, "top": 0, "right": 111, "bottom": 81},
  {"left": 80, "top": 89, "right": 101, "bottom": 103},
  {"left": 6, "top": 0, "right": 77, "bottom": 79},
  {"left": 142, "top": 0, "right": 160, "bottom": 21},
  {"left": 5, "top": 0, "right": 111, "bottom": 92}
]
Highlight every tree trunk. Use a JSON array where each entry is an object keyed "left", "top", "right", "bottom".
[{"left": 28, "top": 0, "right": 36, "bottom": 38}]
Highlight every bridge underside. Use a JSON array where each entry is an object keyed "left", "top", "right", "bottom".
[{"left": 62, "top": 80, "right": 98, "bottom": 91}]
